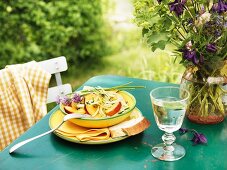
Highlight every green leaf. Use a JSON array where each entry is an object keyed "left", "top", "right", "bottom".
[
  {"left": 156, "top": 40, "right": 167, "bottom": 50},
  {"left": 142, "top": 28, "right": 149, "bottom": 36},
  {"left": 147, "top": 33, "right": 169, "bottom": 44},
  {"left": 148, "top": 14, "right": 162, "bottom": 26}
]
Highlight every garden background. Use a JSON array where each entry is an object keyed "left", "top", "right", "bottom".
[{"left": 0, "top": 0, "right": 184, "bottom": 90}]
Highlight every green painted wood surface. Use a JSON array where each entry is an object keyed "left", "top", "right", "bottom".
[{"left": 1, "top": 75, "right": 227, "bottom": 170}]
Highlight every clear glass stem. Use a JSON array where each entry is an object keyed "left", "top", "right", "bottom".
[{"left": 162, "top": 132, "right": 176, "bottom": 153}]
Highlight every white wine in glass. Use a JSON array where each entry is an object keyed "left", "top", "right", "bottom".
[{"left": 150, "top": 86, "right": 189, "bottom": 161}]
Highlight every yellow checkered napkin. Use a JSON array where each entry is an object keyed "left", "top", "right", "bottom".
[{"left": 0, "top": 61, "right": 51, "bottom": 150}]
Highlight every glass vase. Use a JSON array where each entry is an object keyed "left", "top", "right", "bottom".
[{"left": 181, "top": 68, "right": 227, "bottom": 124}]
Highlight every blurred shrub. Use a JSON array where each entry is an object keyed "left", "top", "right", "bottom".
[{"left": 0, "top": 0, "right": 110, "bottom": 68}]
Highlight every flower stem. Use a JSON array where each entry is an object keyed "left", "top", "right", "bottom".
[
  {"left": 190, "top": 82, "right": 208, "bottom": 104},
  {"left": 170, "top": 38, "right": 181, "bottom": 46},
  {"left": 175, "top": 27, "right": 186, "bottom": 40},
  {"left": 183, "top": 5, "right": 194, "bottom": 21},
  {"left": 183, "top": 5, "right": 198, "bottom": 33},
  {"left": 191, "top": 0, "right": 197, "bottom": 14},
  {"left": 182, "top": 23, "right": 188, "bottom": 33}
]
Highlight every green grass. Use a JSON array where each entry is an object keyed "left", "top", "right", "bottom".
[{"left": 61, "top": 42, "right": 184, "bottom": 91}]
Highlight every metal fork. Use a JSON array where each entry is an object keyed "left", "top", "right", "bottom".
[{"left": 9, "top": 113, "right": 90, "bottom": 154}]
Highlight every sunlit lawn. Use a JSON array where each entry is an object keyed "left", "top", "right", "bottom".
[{"left": 63, "top": 42, "right": 184, "bottom": 91}]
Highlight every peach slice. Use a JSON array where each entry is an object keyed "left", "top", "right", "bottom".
[
  {"left": 64, "top": 106, "right": 77, "bottom": 114},
  {"left": 64, "top": 106, "right": 86, "bottom": 114},
  {"left": 77, "top": 108, "right": 86, "bottom": 114},
  {"left": 71, "top": 102, "right": 78, "bottom": 109},
  {"left": 71, "top": 97, "right": 85, "bottom": 109},
  {"left": 84, "top": 93, "right": 99, "bottom": 116},
  {"left": 85, "top": 104, "right": 99, "bottom": 116},
  {"left": 106, "top": 102, "right": 122, "bottom": 116}
]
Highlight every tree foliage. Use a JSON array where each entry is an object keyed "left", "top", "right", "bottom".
[{"left": 0, "top": 0, "right": 110, "bottom": 68}]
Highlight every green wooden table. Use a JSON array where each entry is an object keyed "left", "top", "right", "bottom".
[{"left": 1, "top": 75, "right": 227, "bottom": 170}]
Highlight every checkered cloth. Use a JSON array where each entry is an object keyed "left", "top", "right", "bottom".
[{"left": 0, "top": 61, "right": 51, "bottom": 150}]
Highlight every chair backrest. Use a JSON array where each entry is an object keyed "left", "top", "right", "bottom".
[{"left": 38, "top": 56, "right": 72, "bottom": 103}]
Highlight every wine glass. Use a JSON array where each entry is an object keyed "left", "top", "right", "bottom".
[{"left": 150, "top": 86, "right": 189, "bottom": 161}]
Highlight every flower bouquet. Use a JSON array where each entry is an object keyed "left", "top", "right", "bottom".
[{"left": 134, "top": 0, "right": 227, "bottom": 124}]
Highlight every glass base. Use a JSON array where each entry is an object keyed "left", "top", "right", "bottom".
[{"left": 151, "top": 143, "right": 185, "bottom": 161}]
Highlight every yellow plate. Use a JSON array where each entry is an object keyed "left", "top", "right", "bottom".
[
  {"left": 59, "top": 90, "right": 136, "bottom": 128},
  {"left": 49, "top": 109, "right": 131, "bottom": 144}
]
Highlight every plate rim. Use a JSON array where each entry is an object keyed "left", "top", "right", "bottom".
[{"left": 49, "top": 107, "right": 142, "bottom": 145}]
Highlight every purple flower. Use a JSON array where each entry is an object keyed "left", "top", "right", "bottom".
[
  {"left": 206, "top": 43, "right": 217, "bottom": 53},
  {"left": 199, "top": 5, "right": 206, "bottom": 15},
  {"left": 61, "top": 96, "right": 71, "bottom": 105},
  {"left": 212, "top": 0, "right": 227, "bottom": 14},
  {"left": 72, "top": 93, "right": 82, "bottom": 103},
  {"left": 169, "top": 0, "right": 187, "bottom": 17},
  {"left": 178, "top": 127, "right": 208, "bottom": 145},
  {"left": 179, "top": 128, "right": 189, "bottom": 135},
  {"left": 215, "top": 30, "right": 222, "bottom": 37},
  {"left": 191, "top": 132, "right": 207, "bottom": 145},
  {"left": 180, "top": 48, "right": 199, "bottom": 65},
  {"left": 55, "top": 96, "right": 71, "bottom": 105}
]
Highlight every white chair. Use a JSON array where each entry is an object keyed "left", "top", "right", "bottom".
[{"left": 38, "top": 56, "right": 72, "bottom": 103}]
